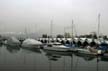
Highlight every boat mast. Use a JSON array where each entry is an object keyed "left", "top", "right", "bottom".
[
  {"left": 64, "top": 27, "right": 66, "bottom": 38},
  {"left": 50, "top": 20, "right": 53, "bottom": 38},
  {"left": 97, "top": 13, "right": 100, "bottom": 39},
  {"left": 71, "top": 19, "right": 74, "bottom": 45},
  {"left": 74, "top": 22, "right": 77, "bottom": 37},
  {"left": 48, "top": 19, "right": 53, "bottom": 43}
]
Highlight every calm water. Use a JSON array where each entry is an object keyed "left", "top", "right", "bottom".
[{"left": 0, "top": 44, "right": 108, "bottom": 71}]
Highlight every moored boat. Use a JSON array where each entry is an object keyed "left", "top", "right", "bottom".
[
  {"left": 5, "top": 37, "right": 21, "bottom": 47},
  {"left": 22, "top": 38, "right": 43, "bottom": 48},
  {"left": 43, "top": 42, "right": 70, "bottom": 52},
  {"left": 75, "top": 46, "right": 103, "bottom": 56}
]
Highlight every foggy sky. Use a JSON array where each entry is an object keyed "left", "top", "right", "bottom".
[{"left": 0, "top": 0, "right": 108, "bottom": 36}]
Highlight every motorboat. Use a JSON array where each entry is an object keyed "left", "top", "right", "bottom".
[{"left": 22, "top": 38, "right": 43, "bottom": 48}]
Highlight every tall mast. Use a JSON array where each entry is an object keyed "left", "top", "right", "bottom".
[
  {"left": 50, "top": 20, "right": 53, "bottom": 38},
  {"left": 73, "top": 22, "right": 77, "bottom": 37},
  {"left": 72, "top": 19, "right": 74, "bottom": 39},
  {"left": 64, "top": 27, "right": 66, "bottom": 38},
  {"left": 71, "top": 19, "right": 74, "bottom": 47},
  {"left": 97, "top": 13, "right": 100, "bottom": 39}
]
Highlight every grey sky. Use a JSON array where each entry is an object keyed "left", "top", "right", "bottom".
[{"left": 0, "top": 0, "right": 108, "bottom": 36}]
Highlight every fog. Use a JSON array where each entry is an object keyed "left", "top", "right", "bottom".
[{"left": 0, "top": 0, "right": 108, "bottom": 36}]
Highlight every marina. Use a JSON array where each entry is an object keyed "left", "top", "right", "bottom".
[{"left": 0, "top": 0, "right": 108, "bottom": 71}]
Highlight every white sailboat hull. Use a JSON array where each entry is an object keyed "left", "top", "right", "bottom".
[{"left": 44, "top": 46, "right": 70, "bottom": 52}]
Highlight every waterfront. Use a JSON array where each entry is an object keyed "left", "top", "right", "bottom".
[{"left": 0, "top": 44, "right": 108, "bottom": 71}]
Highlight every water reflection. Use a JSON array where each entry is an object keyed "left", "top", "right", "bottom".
[
  {"left": 0, "top": 43, "right": 2, "bottom": 47},
  {"left": 6, "top": 45, "right": 20, "bottom": 53},
  {"left": 22, "top": 47, "right": 41, "bottom": 54},
  {"left": 0, "top": 44, "right": 108, "bottom": 71},
  {"left": 46, "top": 53, "right": 61, "bottom": 61},
  {"left": 44, "top": 49, "right": 73, "bottom": 61},
  {"left": 45, "top": 52, "right": 62, "bottom": 61},
  {"left": 74, "top": 53, "right": 96, "bottom": 61},
  {"left": 100, "top": 56, "right": 108, "bottom": 62}
]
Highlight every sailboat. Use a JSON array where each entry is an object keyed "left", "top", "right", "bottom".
[
  {"left": 43, "top": 20, "right": 70, "bottom": 51},
  {"left": 75, "top": 14, "right": 104, "bottom": 55},
  {"left": 96, "top": 14, "right": 108, "bottom": 55},
  {"left": 64, "top": 20, "right": 83, "bottom": 52},
  {"left": 64, "top": 20, "right": 75, "bottom": 48}
]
